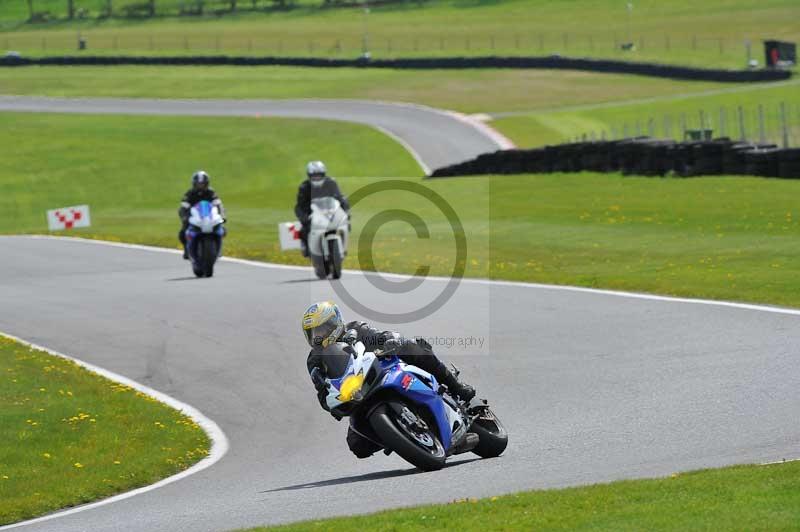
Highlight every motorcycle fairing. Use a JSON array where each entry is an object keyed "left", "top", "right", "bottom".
[{"left": 380, "top": 364, "right": 453, "bottom": 451}]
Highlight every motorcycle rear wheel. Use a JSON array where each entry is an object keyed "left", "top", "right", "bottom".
[{"left": 369, "top": 403, "right": 445, "bottom": 471}]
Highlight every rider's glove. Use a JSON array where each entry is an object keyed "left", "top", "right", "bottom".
[
  {"left": 379, "top": 337, "right": 401, "bottom": 357},
  {"left": 341, "top": 329, "right": 358, "bottom": 346},
  {"left": 311, "top": 367, "right": 330, "bottom": 406},
  {"left": 316, "top": 386, "right": 329, "bottom": 408}
]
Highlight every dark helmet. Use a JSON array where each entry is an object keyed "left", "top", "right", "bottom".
[{"left": 192, "top": 170, "right": 210, "bottom": 189}]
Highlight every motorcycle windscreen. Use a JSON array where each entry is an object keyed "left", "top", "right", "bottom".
[
  {"left": 310, "top": 197, "right": 338, "bottom": 212},
  {"left": 318, "top": 342, "right": 354, "bottom": 379},
  {"left": 194, "top": 201, "right": 213, "bottom": 218}
]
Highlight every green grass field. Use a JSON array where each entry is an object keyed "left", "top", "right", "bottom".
[
  {"left": 1, "top": 0, "right": 798, "bottom": 69},
  {"left": 247, "top": 460, "right": 800, "bottom": 531},
  {"left": 0, "top": 335, "right": 210, "bottom": 525},
  {"left": 3, "top": 111, "right": 800, "bottom": 309}
]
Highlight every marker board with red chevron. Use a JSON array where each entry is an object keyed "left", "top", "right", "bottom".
[
  {"left": 47, "top": 205, "right": 91, "bottom": 231},
  {"left": 278, "top": 221, "right": 302, "bottom": 251}
]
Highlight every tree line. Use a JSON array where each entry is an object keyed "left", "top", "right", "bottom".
[{"left": 24, "top": 0, "right": 415, "bottom": 21}]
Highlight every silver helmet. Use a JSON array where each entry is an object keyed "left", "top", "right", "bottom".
[{"left": 306, "top": 161, "right": 327, "bottom": 187}]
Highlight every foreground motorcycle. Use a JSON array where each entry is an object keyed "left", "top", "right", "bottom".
[
  {"left": 312, "top": 342, "right": 508, "bottom": 471},
  {"left": 308, "top": 196, "right": 349, "bottom": 280},
  {"left": 186, "top": 200, "right": 226, "bottom": 278}
]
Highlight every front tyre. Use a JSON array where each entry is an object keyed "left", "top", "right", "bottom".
[
  {"left": 470, "top": 407, "right": 508, "bottom": 458},
  {"left": 328, "top": 239, "right": 342, "bottom": 280},
  {"left": 311, "top": 255, "right": 327, "bottom": 279},
  {"left": 200, "top": 238, "right": 217, "bottom": 278},
  {"left": 369, "top": 404, "right": 445, "bottom": 471},
  {"left": 191, "top": 240, "right": 203, "bottom": 278}
]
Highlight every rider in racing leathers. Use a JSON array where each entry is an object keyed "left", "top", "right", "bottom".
[
  {"left": 294, "top": 161, "right": 350, "bottom": 257},
  {"left": 302, "top": 301, "right": 476, "bottom": 459},
  {"left": 178, "top": 170, "right": 225, "bottom": 259}
]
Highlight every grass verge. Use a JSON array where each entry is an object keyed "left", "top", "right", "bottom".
[
  {"left": 0, "top": 335, "right": 211, "bottom": 525},
  {"left": 245, "top": 460, "right": 800, "bottom": 531},
  {"left": 2, "top": 112, "right": 799, "bottom": 308},
  {"left": 1, "top": 0, "right": 798, "bottom": 69}
]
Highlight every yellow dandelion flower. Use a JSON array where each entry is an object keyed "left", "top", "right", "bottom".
[
  {"left": 43, "top": 453, "right": 51, "bottom": 459},
  {"left": 113, "top": 460, "right": 121, "bottom": 465},
  {"left": 74, "top": 463, "right": 83, "bottom": 468}
]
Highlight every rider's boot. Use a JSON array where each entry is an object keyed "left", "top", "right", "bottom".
[
  {"left": 183, "top": 245, "right": 189, "bottom": 260},
  {"left": 442, "top": 371, "right": 476, "bottom": 402}
]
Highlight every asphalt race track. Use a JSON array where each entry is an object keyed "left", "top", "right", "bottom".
[
  {"left": 0, "top": 96, "right": 512, "bottom": 173},
  {"left": 2, "top": 96, "right": 799, "bottom": 530},
  {"left": 2, "top": 236, "right": 799, "bottom": 531}
]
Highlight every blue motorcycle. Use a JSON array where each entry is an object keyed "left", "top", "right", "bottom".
[
  {"left": 186, "top": 200, "right": 226, "bottom": 278},
  {"left": 312, "top": 341, "right": 508, "bottom": 471}
]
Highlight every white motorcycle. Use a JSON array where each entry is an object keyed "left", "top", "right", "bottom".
[{"left": 308, "top": 196, "right": 349, "bottom": 280}]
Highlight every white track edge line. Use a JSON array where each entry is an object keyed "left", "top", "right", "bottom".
[
  {"left": 442, "top": 110, "right": 516, "bottom": 150},
  {"left": 761, "top": 457, "right": 800, "bottom": 466},
  {"left": 12, "top": 234, "right": 800, "bottom": 318},
  {"left": 371, "top": 125, "right": 431, "bottom": 176},
  {"left": 0, "top": 332, "right": 230, "bottom": 531}
]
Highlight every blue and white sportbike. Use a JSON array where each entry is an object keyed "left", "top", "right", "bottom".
[
  {"left": 186, "top": 200, "right": 226, "bottom": 278},
  {"left": 311, "top": 341, "right": 508, "bottom": 471}
]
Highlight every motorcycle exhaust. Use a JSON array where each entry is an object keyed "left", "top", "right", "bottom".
[{"left": 449, "top": 432, "right": 479, "bottom": 455}]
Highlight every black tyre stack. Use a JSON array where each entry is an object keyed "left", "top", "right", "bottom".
[{"left": 429, "top": 137, "right": 800, "bottom": 179}]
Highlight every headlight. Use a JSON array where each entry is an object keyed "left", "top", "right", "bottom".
[{"left": 337, "top": 373, "right": 365, "bottom": 402}]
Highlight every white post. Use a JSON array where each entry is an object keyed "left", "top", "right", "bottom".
[{"left": 361, "top": 1, "right": 370, "bottom": 58}]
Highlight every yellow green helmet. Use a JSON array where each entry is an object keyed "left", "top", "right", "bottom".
[{"left": 302, "top": 301, "right": 344, "bottom": 348}]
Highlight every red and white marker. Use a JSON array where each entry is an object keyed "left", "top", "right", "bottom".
[
  {"left": 278, "top": 221, "right": 302, "bottom": 251},
  {"left": 47, "top": 205, "right": 92, "bottom": 231}
]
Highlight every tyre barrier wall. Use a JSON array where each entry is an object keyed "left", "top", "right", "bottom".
[
  {"left": 427, "top": 138, "right": 800, "bottom": 179},
  {"left": 0, "top": 54, "right": 792, "bottom": 82}
]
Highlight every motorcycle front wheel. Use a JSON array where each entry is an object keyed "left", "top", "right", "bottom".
[
  {"left": 328, "top": 240, "right": 342, "bottom": 280},
  {"left": 311, "top": 254, "right": 327, "bottom": 279},
  {"left": 201, "top": 238, "right": 217, "bottom": 278},
  {"left": 369, "top": 403, "right": 445, "bottom": 471},
  {"left": 469, "top": 407, "right": 508, "bottom": 458}
]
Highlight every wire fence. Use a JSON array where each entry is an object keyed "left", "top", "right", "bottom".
[
  {"left": 572, "top": 101, "right": 800, "bottom": 149},
  {"left": 0, "top": 29, "right": 776, "bottom": 65}
]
